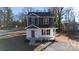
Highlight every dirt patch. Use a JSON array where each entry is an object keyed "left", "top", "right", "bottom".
[
  {"left": 55, "top": 33, "right": 79, "bottom": 49},
  {"left": 55, "top": 34, "right": 70, "bottom": 43}
]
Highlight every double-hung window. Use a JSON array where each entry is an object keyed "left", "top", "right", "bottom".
[
  {"left": 42, "top": 29, "right": 50, "bottom": 35},
  {"left": 47, "top": 30, "right": 50, "bottom": 35}
]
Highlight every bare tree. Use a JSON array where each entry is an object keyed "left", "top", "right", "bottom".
[
  {"left": 63, "top": 7, "right": 77, "bottom": 34},
  {"left": 22, "top": 7, "right": 34, "bottom": 14},
  {"left": 49, "top": 7, "right": 64, "bottom": 32},
  {"left": 0, "top": 7, "right": 13, "bottom": 29},
  {"left": 63, "top": 7, "right": 73, "bottom": 22}
]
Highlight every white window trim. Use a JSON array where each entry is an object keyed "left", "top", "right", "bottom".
[{"left": 42, "top": 29, "right": 50, "bottom": 35}]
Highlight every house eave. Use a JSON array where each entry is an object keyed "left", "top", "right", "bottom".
[
  {"left": 26, "top": 24, "right": 39, "bottom": 29},
  {"left": 28, "top": 13, "right": 40, "bottom": 17}
]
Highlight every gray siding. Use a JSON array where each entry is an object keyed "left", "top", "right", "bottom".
[{"left": 28, "top": 16, "right": 55, "bottom": 28}]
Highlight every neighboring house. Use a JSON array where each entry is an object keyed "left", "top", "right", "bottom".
[
  {"left": 62, "top": 19, "right": 79, "bottom": 32},
  {"left": 26, "top": 12, "right": 57, "bottom": 45}
]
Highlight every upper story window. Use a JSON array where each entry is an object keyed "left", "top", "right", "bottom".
[
  {"left": 43, "top": 18, "right": 49, "bottom": 25},
  {"left": 30, "top": 17, "right": 35, "bottom": 24}
]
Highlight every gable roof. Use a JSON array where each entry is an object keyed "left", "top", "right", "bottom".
[
  {"left": 26, "top": 24, "right": 39, "bottom": 29},
  {"left": 28, "top": 12, "right": 53, "bottom": 16},
  {"left": 28, "top": 13, "right": 40, "bottom": 17}
]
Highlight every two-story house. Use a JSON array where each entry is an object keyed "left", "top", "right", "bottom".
[{"left": 26, "top": 12, "right": 57, "bottom": 45}]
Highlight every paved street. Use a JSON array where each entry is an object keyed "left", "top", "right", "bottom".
[
  {"left": 0, "top": 35, "right": 37, "bottom": 51},
  {"left": 0, "top": 30, "right": 37, "bottom": 51}
]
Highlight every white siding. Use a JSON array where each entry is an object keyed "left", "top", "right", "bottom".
[
  {"left": 35, "top": 29, "right": 41, "bottom": 38},
  {"left": 26, "top": 28, "right": 56, "bottom": 40},
  {"left": 26, "top": 29, "right": 41, "bottom": 39},
  {"left": 26, "top": 29, "right": 31, "bottom": 39}
]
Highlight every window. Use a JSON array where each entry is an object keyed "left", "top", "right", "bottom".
[
  {"left": 47, "top": 30, "right": 50, "bottom": 35},
  {"left": 42, "top": 29, "right": 45, "bottom": 35},
  {"left": 43, "top": 18, "right": 49, "bottom": 24},
  {"left": 30, "top": 17, "right": 35, "bottom": 24},
  {"left": 41, "top": 29, "right": 50, "bottom": 35}
]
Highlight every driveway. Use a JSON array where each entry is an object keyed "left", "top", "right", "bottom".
[
  {"left": 43, "top": 34, "right": 79, "bottom": 51},
  {"left": 43, "top": 42, "right": 79, "bottom": 51}
]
